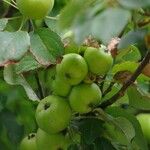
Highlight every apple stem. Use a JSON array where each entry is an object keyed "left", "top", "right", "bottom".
[
  {"left": 102, "top": 81, "right": 115, "bottom": 97},
  {"left": 99, "top": 74, "right": 107, "bottom": 92},
  {"left": 35, "top": 72, "right": 44, "bottom": 100},
  {"left": 100, "top": 51, "right": 150, "bottom": 109},
  {"left": 44, "top": 103, "right": 51, "bottom": 110},
  {"left": 3, "top": 0, "right": 18, "bottom": 9},
  {"left": 11, "top": 0, "right": 16, "bottom": 5}
]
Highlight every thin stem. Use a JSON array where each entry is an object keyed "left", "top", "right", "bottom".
[
  {"left": 99, "top": 75, "right": 107, "bottom": 92},
  {"left": 6, "top": 16, "right": 22, "bottom": 20},
  {"left": 100, "top": 51, "right": 150, "bottom": 109},
  {"left": 35, "top": 72, "right": 44, "bottom": 100},
  {"left": 3, "top": 0, "right": 18, "bottom": 9},
  {"left": 102, "top": 82, "right": 115, "bottom": 97},
  {"left": 30, "top": 20, "right": 36, "bottom": 31},
  {"left": 18, "top": 16, "right": 27, "bottom": 31},
  {"left": 11, "top": 0, "right": 16, "bottom": 5},
  {"left": 46, "top": 16, "right": 59, "bottom": 20}
]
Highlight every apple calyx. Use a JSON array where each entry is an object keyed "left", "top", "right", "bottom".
[
  {"left": 44, "top": 103, "right": 51, "bottom": 110},
  {"left": 28, "top": 133, "right": 36, "bottom": 140}
]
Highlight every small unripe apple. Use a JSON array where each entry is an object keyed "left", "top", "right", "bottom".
[
  {"left": 36, "top": 95, "right": 72, "bottom": 134},
  {"left": 84, "top": 46, "right": 113, "bottom": 75},
  {"left": 137, "top": 113, "right": 150, "bottom": 143},
  {"left": 36, "top": 128, "right": 68, "bottom": 150},
  {"left": 20, "top": 133, "right": 37, "bottom": 150},
  {"left": 16, "top": 0, "right": 54, "bottom": 19},
  {"left": 52, "top": 76, "right": 71, "bottom": 97},
  {"left": 57, "top": 54, "right": 88, "bottom": 85},
  {"left": 69, "top": 83, "right": 102, "bottom": 113}
]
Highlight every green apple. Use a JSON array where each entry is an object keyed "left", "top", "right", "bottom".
[
  {"left": 20, "top": 133, "right": 37, "bottom": 150},
  {"left": 16, "top": 0, "right": 54, "bottom": 19},
  {"left": 137, "top": 114, "right": 150, "bottom": 143},
  {"left": 84, "top": 46, "right": 113, "bottom": 75},
  {"left": 57, "top": 54, "right": 88, "bottom": 85},
  {"left": 46, "top": 66, "right": 56, "bottom": 90},
  {"left": 36, "top": 128, "right": 69, "bottom": 150},
  {"left": 69, "top": 83, "right": 102, "bottom": 113},
  {"left": 36, "top": 95, "right": 72, "bottom": 134},
  {"left": 83, "top": 72, "right": 96, "bottom": 84},
  {"left": 52, "top": 76, "right": 71, "bottom": 97}
]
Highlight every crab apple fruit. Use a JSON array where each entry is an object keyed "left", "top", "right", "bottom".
[
  {"left": 20, "top": 133, "right": 37, "bottom": 150},
  {"left": 137, "top": 114, "right": 150, "bottom": 143},
  {"left": 16, "top": 0, "right": 54, "bottom": 19},
  {"left": 69, "top": 83, "right": 102, "bottom": 114},
  {"left": 36, "top": 95, "right": 72, "bottom": 134},
  {"left": 57, "top": 54, "right": 88, "bottom": 85},
  {"left": 84, "top": 46, "right": 113, "bottom": 75},
  {"left": 52, "top": 76, "right": 71, "bottom": 97},
  {"left": 36, "top": 129, "right": 69, "bottom": 150}
]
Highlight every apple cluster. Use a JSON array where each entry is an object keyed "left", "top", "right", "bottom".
[{"left": 20, "top": 46, "right": 113, "bottom": 150}]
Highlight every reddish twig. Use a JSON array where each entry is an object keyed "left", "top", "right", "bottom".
[{"left": 100, "top": 51, "right": 150, "bottom": 109}]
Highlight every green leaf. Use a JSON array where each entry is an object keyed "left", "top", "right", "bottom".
[
  {"left": 1, "top": 110, "right": 24, "bottom": 145},
  {"left": 118, "top": 0, "right": 150, "bottom": 9},
  {"left": 45, "top": 19, "right": 58, "bottom": 32},
  {"left": 118, "top": 29, "right": 148, "bottom": 55},
  {"left": 116, "top": 45, "right": 141, "bottom": 62},
  {"left": 15, "top": 54, "right": 42, "bottom": 74},
  {"left": 112, "top": 117, "right": 135, "bottom": 143},
  {"left": 73, "top": 11, "right": 93, "bottom": 44},
  {"left": 59, "top": 0, "right": 95, "bottom": 29},
  {"left": 112, "top": 61, "right": 150, "bottom": 81},
  {"left": 78, "top": 118, "right": 104, "bottom": 144},
  {"left": 3, "top": 64, "right": 39, "bottom": 101},
  {"left": 67, "top": 144, "right": 79, "bottom": 150},
  {"left": 112, "top": 61, "right": 138, "bottom": 73},
  {"left": 104, "top": 115, "right": 135, "bottom": 147},
  {"left": 0, "top": 31, "right": 30, "bottom": 66},
  {"left": 127, "top": 85, "right": 150, "bottom": 110},
  {"left": 30, "top": 28, "right": 64, "bottom": 66},
  {"left": 0, "top": 94, "right": 7, "bottom": 112},
  {"left": 106, "top": 107, "right": 149, "bottom": 150},
  {"left": 94, "top": 137, "right": 115, "bottom": 150},
  {"left": 92, "top": 8, "right": 131, "bottom": 44},
  {"left": 0, "top": 142, "right": 8, "bottom": 150},
  {"left": 0, "top": 19, "right": 8, "bottom": 31}
]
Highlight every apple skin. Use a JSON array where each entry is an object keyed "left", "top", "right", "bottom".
[
  {"left": 137, "top": 114, "right": 150, "bottom": 143},
  {"left": 57, "top": 54, "right": 88, "bottom": 85},
  {"left": 46, "top": 66, "right": 56, "bottom": 90},
  {"left": 69, "top": 83, "right": 102, "bottom": 114},
  {"left": 36, "top": 95, "right": 72, "bottom": 134},
  {"left": 20, "top": 133, "right": 37, "bottom": 150},
  {"left": 36, "top": 128, "right": 69, "bottom": 150},
  {"left": 84, "top": 46, "right": 113, "bottom": 75},
  {"left": 16, "top": 0, "right": 54, "bottom": 19},
  {"left": 52, "top": 76, "right": 71, "bottom": 97}
]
